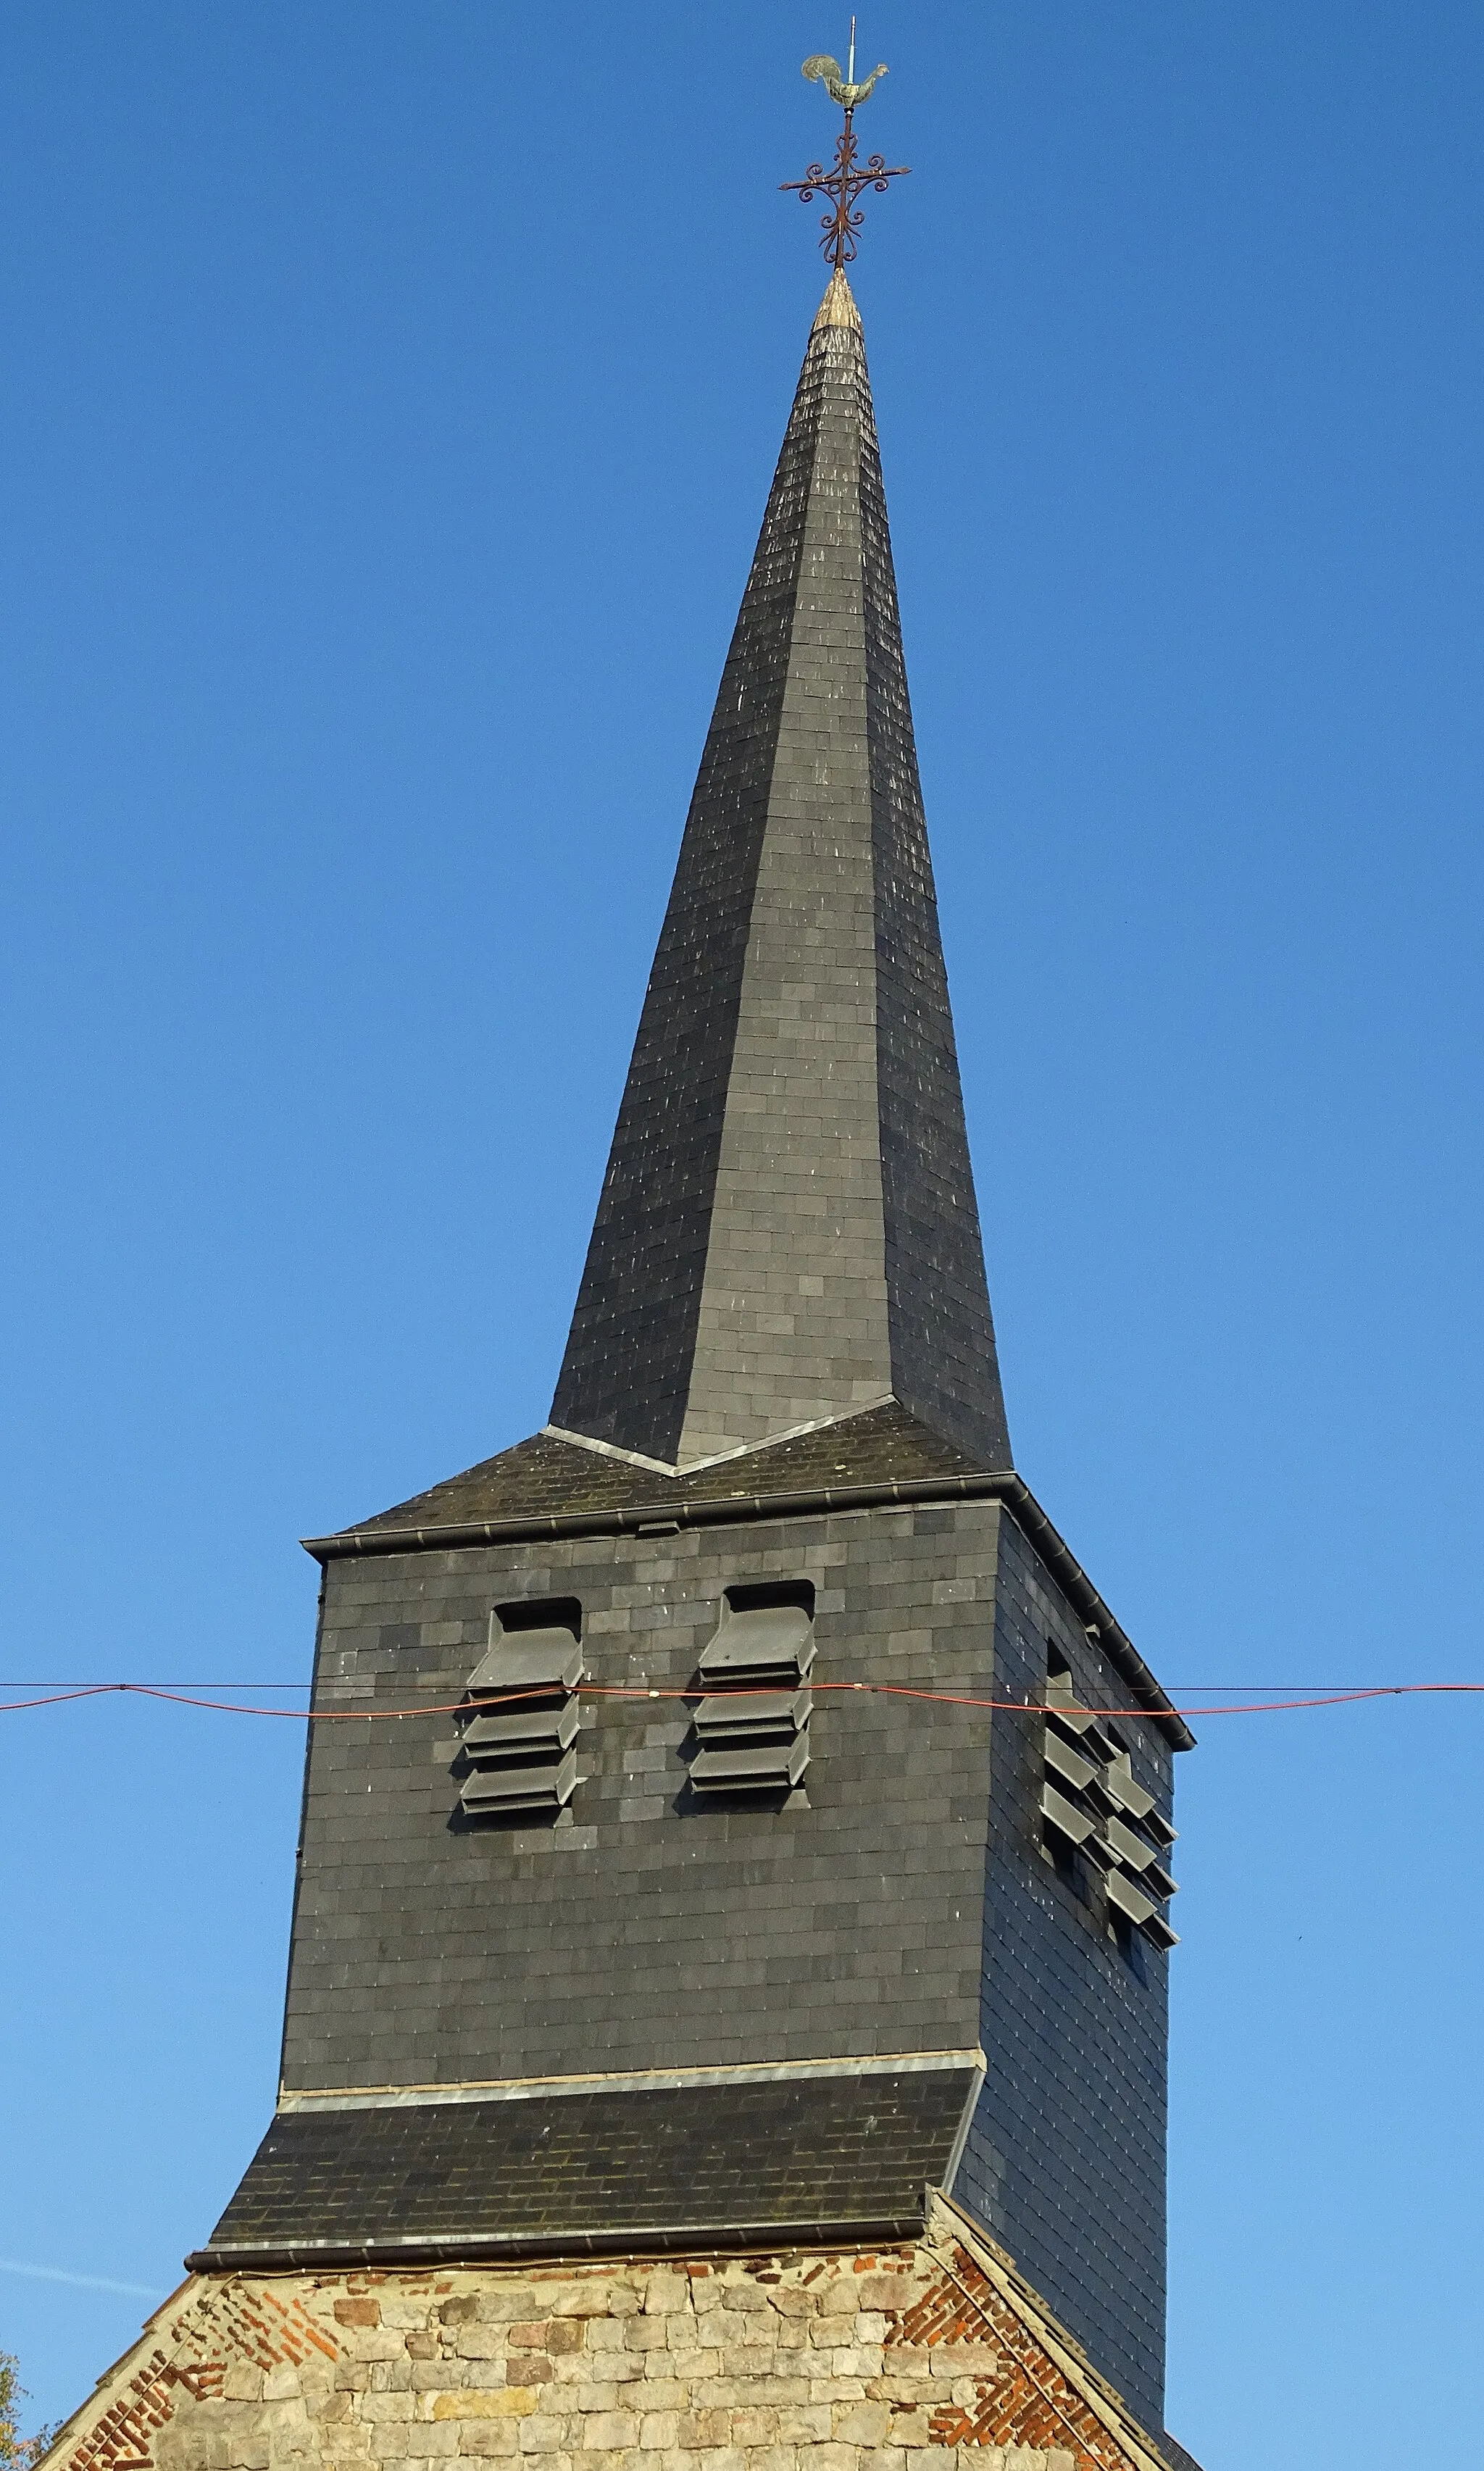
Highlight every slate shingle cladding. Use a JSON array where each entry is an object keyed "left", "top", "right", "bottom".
[
  {"left": 281, "top": 1504, "right": 1001, "bottom": 2093},
  {"left": 255, "top": 1485, "right": 1180, "bottom": 2426},
  {"left": 324, "top": 1401, "right": 985, "bottom": 1539},
  {"left": 549, "top": 278, "right": 1009, "bottom": 1473},
  {"left": 964, "top": 1518, "right": 1177, "bottom": 2437},
  {"left": 192, "top": 2071, "right": 969, "bottom": 2266},
  {"left": 199, "top": 270, "right": 1194, "bottom": 2449}
]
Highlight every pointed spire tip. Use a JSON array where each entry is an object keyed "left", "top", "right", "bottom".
[{"left": 812, "top": 267, "right": 862, "bottom": 335}]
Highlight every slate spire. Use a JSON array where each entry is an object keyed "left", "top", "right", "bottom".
[{"left": 551, "top": 270, "right": 1011, "bottom": 1474}]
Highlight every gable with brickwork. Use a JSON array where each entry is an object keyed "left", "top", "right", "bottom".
[{"left": 43, "top": 2197, "right": 1196, "bottom": 2471}]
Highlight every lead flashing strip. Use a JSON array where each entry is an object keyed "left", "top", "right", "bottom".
[
  {"left": 543, "top": 1399, "right": 897, "bottom": 1484},
  {"left": 183, "top": 2214, "right": 928, "bottom": 2276},
  {"left": 539, "top": 1427, "right": 680, "bottom": 1479},
  {"left": 301, "top": 1470, "right": 1194, "bottom": 1751},
  {"left": 277, "top": 2049, "right": 985, "bottom": 2115},
  {"left": 941, "top": 2059, "right": 988, "bottom": 2200}
]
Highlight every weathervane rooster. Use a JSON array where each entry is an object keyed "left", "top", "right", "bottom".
[
  {"left": 801, "top": 49, "right": 889, "bottom": 111},
  {"left": 783, "top": 21, "right": 909, "bottom": 271}
]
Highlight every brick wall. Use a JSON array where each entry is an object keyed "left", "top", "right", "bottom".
[{"left": 44, "top": 2203, "right": 1175, "bottom": 2471}]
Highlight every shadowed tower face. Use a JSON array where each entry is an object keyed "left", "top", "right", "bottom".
[{"left": 550, "top": 270, "right": 1011, "bottom": 1473}]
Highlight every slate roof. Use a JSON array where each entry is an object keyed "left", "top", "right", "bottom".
[
  {"left": 305, "top": 1395, "right": 1193, "bottom": 1746},
  {"left": 1156, "top": 2437, "right": 1206, "bottom": 2471},
  {"left": 546, "top": 270, "right": 1011, "bottom": 1477},
  {"left": 188, "top": 2069, "right": 971, "bottom": 2268},
  {"left": 322, "top": 1399, "right": 983, "bottom": 1541}
]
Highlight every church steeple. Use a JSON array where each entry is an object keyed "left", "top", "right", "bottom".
[
  {"left": 51, "top": 70, "right": 1204, "bottom": 2471},
  {"left": 551, "top": 268, "right": 1012, "bottom": 1473}
]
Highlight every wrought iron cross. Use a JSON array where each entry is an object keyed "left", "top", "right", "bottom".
[{"left": 781, "top": 25, "right": 909, "bottom": 269}]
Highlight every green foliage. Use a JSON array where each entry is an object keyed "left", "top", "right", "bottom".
[{"left": 0, "top": 2354, "right": 59, "bottom": 2471}]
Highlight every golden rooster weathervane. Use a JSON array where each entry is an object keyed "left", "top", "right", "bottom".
[{"left": 782, "top": 19, "right": 909, "bottom": 270}]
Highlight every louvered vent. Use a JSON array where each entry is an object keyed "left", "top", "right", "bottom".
[
  {"left": 1040, "top": 1654, "right": 1178, "bottom": 1949},
  {"left": 688, "top": 1583, "right": 815, "bottom": 1796},
  {"left": 457, "top": 1598, "right": 583, "bottom": 1817}
]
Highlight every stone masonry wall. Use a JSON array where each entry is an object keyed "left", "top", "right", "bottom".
[{"left": 46, "top": 2207, "right": 1172, "bottom": 2471}]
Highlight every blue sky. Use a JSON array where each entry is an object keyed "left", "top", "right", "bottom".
[{"left": 2, "top": 6, "right": 1481, "bottom": 2465}]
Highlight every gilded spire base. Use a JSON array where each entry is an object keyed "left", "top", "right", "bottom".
[{"left": 812, "top": 266, "right": 863, "bottom": 333}]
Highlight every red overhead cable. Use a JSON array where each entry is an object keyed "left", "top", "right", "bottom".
[{"left": 0, "top": 1680, "right": 1480, "bottom": 1720}]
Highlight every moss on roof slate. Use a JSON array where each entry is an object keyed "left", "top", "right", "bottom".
[{"left": 335, "top": 1400, "right": 986, "bottom": 1540}]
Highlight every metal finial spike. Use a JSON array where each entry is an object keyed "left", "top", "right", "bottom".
[{"left": 785, "top": 46, "right": 908, "bottom": 271}]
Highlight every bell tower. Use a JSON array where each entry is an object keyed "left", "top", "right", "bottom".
[
  {"left": 148, "top": 70, "right": 1204, "bottom": 2471},
  {"left": 187, "top": 257, "right": 1194, "bottom": 2446}
]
